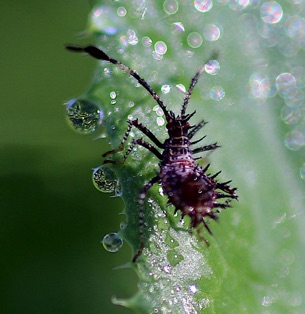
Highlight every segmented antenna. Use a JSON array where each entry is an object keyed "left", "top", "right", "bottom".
[
  {"left": 181, "top": 51, "right": 219, "bottom": 117},
  {"left": 66, "top": 45, "right": 169, "bottom": 117}
]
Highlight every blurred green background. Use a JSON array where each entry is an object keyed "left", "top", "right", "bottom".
[{"left": 0, "top": 1, "right": 136, "bottom": 313}]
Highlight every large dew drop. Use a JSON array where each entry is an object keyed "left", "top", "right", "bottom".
[
  {"left": 92, "top": 166, "right": 118, "bottom": 193},
  {"left": 102, "top": 233, "right": 123, "bottom": 252},
  {"left": 66, "top": 99, "right": 103, "bottom": 134}
]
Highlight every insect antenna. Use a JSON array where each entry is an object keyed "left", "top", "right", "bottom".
[
  {"left": 66, "top": 45, "right": 169, "bottom": 117},
  {"left": 181, "top": 51, "right": 219, "bottom": 117}
]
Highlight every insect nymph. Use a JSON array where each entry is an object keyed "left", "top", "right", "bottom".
[{"left": 66, "top": 45, "right": 238, "bottom": 262}]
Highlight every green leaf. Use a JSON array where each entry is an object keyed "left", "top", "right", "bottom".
[{"left": 67, "top": 0, "right": 305, "bottom": 312}]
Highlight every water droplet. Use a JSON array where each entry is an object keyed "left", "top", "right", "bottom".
[
  {"left": 194, "top": 0, "right": 213, "bottom": 13},
  {"left": 284, "top": 129, "right": 305, "bottom": 150},
  {"left": 161, "top": 85, "right": 171, "bottom": 94},
  {"left": 157, "top": 117, "right": 165, "bottom": 126},
  {"left": 127, "top": 29, "right": 138, "bottom": 45},
  {"left": 66, "top": 99, "right": 103, "bottom": 134},
  {"left": 205, "top": 60, "right": 220, "bottom": 75},
  {"left": 117, "top": 6, "right": 127, "bottom": 17},
  {"left": 176, "top": 84, "right": 186, "bottom": 93},
  {"left": 249, "top": 73, "right": 271, "bottom": 99},
  {"left": 110, "top": 91, "right": 117, "bottom": 99},
  {"left": 167, "top": 249, "right": 184, "bottom": 266},
  {"left": 189, "top": 284, "right": 197, "bottom": 294},
  {"left": 281, "top": 106, "right": 301, "bottom": 125},
  {"left": 260, "top": 1, "right": 283, "bottom": 24},
  {"left": 102, "top": 233, "right": 123, "bottom": 252},
  {"left": 142, "top": 36, "right": 152, "bottom": 47},
  {"left": 203, "top": 24, "right": 221, "bottom": 41},
  {"left": 92, "top": 166, "right": 117, "bottom": 193},
  {"left": 187, "top": 32, "right": 203, "bottom": 48},
  {"left": 163, "top": 264, "right": 172, "bottom": 274},
  {"left": 172, "top": 22, "right": 185, "bottom": 32},
  {"left": 210, "top": 86, "right": 225, "bottom": 101},
  {"left": 154, "top": 41, "right": 167, "bottom": 55},
  {"left": 163, "top": 0, "right": 179, "bottom": 14},
  {"left": 276, "top": 73, "right": 297, "bottom": 98},
  {"left": 152, "top": 50, "right": 163, "bottom": 61}
]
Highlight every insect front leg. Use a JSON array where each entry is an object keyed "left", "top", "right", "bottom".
[
  {"left": 103, "top": 119, "right": 164, "bottom": 165},
  {"left": 102, "top": 120, "right": 134, "bottom": 160}
]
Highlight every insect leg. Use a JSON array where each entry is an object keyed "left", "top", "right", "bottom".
[
  {"left": 191, "top": 142, "right": 220, "bottom": 154},
  {"left": 103, "top": 119, "right": 134, "bottom": 158},
  {"left": 188, "top": 119, "right": 208, "bottom": 140},
  {"left": 133, "top": 175, "right": 160, "bottom": 262},
  {"left": 103, "top": 119, "right": 163, "bottom": 164},
  {"left": 121, "top": 138, "right": 162, "bottom": 164},
  {"left": 131, "top": 119, "right": 164, "bottom": 149}
]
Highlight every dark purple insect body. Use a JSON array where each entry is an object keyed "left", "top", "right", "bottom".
[{"left": 66, "top": 45, "right": 238, "bottom": 262}]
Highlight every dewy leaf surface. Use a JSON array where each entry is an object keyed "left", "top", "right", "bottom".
[{"left": 67, "top": 1, "right": 305, "bottom": 312}]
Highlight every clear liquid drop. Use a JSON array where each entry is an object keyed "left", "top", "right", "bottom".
[
  {"left": 66, "top": 99, "right": 103, "bottom": 134},
  {"left": 102, "top": 232, "right": 123, "bottom": 252},
  {"left": 92, "top": 166, "right": 117, "bottom": 193}
]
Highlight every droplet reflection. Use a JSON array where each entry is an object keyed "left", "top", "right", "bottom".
[
  {"left": 102, "top": 233, "right": 123, "bottom": 252},
  {"left": 205, "top": 60, "right": 220, "bottom": 75},
  {"left": 92, "top": 166, "right": 118, "bottom": 193},
  {"left": 66, "top": 99, "right": 103, "bottom": 134},
  {"left": 194, "top": 0, "right": 213, "bottom": 13},
  {"left": 203, "top": 24, "right": 221, "bottom": 41},
  {"left": 260, "top": 1, "right": 283, "bottom": 24},
  {"left": 210, "top": 86, "right": 225, "bottom": 101}
]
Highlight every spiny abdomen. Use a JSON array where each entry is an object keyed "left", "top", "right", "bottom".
[{"left": 160, "top": 165, "right": 217, "bottom": 226}]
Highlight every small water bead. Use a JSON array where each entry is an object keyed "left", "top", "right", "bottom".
[
  {"left": 260, "top": 1, "right": 283, "bottom": 24},
  {"left": 249, "top": 73, "right": 271, "bottom": 99},
  {"left": 172, "top": 22, "right": 185, "bottom": 33},
  {"left": 187, "top": 32, "right": 203, "bottom": 48},
  {"left": 127, "top": 29, "right": 138, "bottom": 45},
  {"left": 102, "top": 233, "right": 123, "bottom": 252},
  {"left": 203, "top": 24, "right": 221, "bottom": 41},
  {"left": 161, "top": 85, "right": 171, "bottom": 94},
  {"left": 194, "top": 0, "right": 213, "bottom": 13},
  {"left": 275, "top": 73, "right": 297, "bottom": 97},
  {"left": 281, "top": 106, "right": 301, "bottom": 125},
  {"left": 152, "top": 51, "right": 163, "bottom": 61},
  {"left": 163, "top": 0, "right": 179, "bottom": 14},
  {"left": 92, "top": 166, "right": 117, "bottom": 193},
  {"left": 189, "top": 284, "right": 197, "bottom": 294},
  {"left": 210, "top": 86, "right": 225, "bottom": 101},
  {"left": 117, "top": 6, "right": 127, "bottom": 17},
  {"left": 66, "top": 99, "right": 103, "bottom": 134},
  {"left": 142, "top": 36, "right": 152, "bottom": 47},
  {"left": 157, "top": 117, "right": 165, "bottom": 126},
  {"left": 176, "top": 84, "right": 186, "bottom": 93},
  {"left": 205, "top": 60, "right": 220, "bottom": 75},
  {"left": 155, "top": 41, "right": 167, "bottom": 55},
  {"left": 284, "top": 129, "right": 305, "bottom": 150}
]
